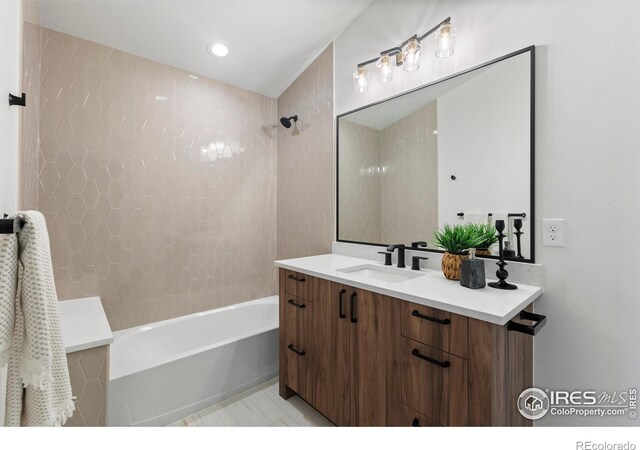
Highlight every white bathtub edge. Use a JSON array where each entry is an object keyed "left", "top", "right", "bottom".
[
  {"left": 113, "top": 295, "right": 278, "bottom": 340},
  {"left": 109, "top": 295, "right": 279, "bottom": 380},
  {"left": 108, "top": 295, "right": 280, "bottom": 426},
  {"left": 110, "top": 323, "right": 279, "bottom": 381}
]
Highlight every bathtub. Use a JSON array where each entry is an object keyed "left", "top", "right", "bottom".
[{"left": 108, "top": 296, "right": 279, "bottom": 426}]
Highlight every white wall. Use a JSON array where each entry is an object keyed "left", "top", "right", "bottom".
[
  {"left": 0, "top": 0, "right": 22, "bottom": 427},
  {"left": 437, "top": 51, "right": 531, "bottom": 257},
  {"left": 335, "top": 0, "right": 640, "bottom": 426},
  {"left": 0, "top": 0, "right": 22, "bottom": 214}
]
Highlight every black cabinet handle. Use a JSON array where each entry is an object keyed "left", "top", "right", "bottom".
[
  {"left": 287, "top": 344, "right": 305, "bottom": 356},
  {"left": 411, "top": 348, "right": 450, "bottom": 368},
  {"left": 338, "top": 289, "right": 346, "bottom": 319},
  {"left": 411, "top": 309, "right": 451, "bottom": 325},
  {"left": 411, "top": 418, "right": 421, "bottom": 427},
  {"left": 350, "top": 292, "right": 357, "bottom": 323},
  {"left": 287, "top": 299, "right": 305, "bottom": 309},
  {"left": 508, "top": 310, "right": 547, "bottom": 336},
  {"left": 287, "top": 274, "right": 306, "bottom": 282}
]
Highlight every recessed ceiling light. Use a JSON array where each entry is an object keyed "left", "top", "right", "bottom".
[{"left": 208, "top": 42, "right": 229, "bottom": 57}]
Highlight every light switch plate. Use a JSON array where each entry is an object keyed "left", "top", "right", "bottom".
[{"left": 542, "top": 219, "right": 566, "bottom": 247}]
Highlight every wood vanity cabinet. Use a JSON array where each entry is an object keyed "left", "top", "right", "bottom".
[
  {"left": 279, "top": 269, "right": 399, "bottom": 426},
  {"left": 279, "top": 268, "right": 533, "bottom": 427}
]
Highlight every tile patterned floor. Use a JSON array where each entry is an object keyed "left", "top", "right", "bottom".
[{"left": 170, "top": 378, "right": 334, "bottom": 427}]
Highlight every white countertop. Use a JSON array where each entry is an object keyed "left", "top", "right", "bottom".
[
  {"left": 58, "top": 297, "right": 113, "bottom": 353},
  {"left": 274, "top": 254, "right": 543, "bottom": 326}
]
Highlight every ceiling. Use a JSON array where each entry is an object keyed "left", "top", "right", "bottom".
[{"left": 36, "top": 0, "right": 372, "bottom": 98}]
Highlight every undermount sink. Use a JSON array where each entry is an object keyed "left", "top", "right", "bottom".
[{"left": 336, "top": 264, "right": 424, "bottom": 284}]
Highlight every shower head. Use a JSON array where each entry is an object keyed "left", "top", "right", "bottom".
[{"left": 280, "top": 115, "right": 298, "bottom": 129}]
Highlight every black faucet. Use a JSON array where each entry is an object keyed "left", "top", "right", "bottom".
[
  {"left": 411, "top": 241, "right": 428, "bottom": 249},
  {"left": 386, "top": 244, "right": 406, "bottom": 268},
  {"left": 377, "top": 251, "right": 392, "bottom": 266},
  {"left": 411, "top": 256, "right": 429, "bottom": 271}
]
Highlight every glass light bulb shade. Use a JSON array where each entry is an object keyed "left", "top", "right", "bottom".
[
  {"left": 376, "top": 54, "right": 394, "bottom": 83},
  {"left": 435, "top": 22, "right": 457, "bottom": 58},
  {"left": 353, "top": 67, "right": 369, "bottom": 93},
  {"left": 402, "top": 38, "right": 421, "bottom": 72}
]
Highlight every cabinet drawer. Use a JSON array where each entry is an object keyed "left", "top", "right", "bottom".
[
  {"left": 284, "top": 270, "right": 310, "bottom": 299},
  {"left": 401, "top": 404, "right": 440, "bottom": 427},
  {"left": 284, "top": 337, "right": 309, "bottom": 398},
  {"left": 401, "top": 337, "right": 469, "bottom": 426},
  {"left": 284, "top": 295, "right": 313, "bottom": 344},
  {"left": 401, "top": 302, "right": 468, "bottom": 359}
]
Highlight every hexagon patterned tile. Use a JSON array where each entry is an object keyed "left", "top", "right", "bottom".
[
  {"left": 64, "top": 345, "right": 109, "bottom": 427},
  {"left": 276, "top": 44, "right": 334, "bottom": 261},
  {"left": 34, "top": 26, "right": 278, "bottom": 331}
]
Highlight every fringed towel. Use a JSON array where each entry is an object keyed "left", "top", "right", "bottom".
[{"left": 0, "top": 211, "right": 74, "bottom": 426}]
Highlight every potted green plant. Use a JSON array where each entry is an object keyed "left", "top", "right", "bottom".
[
  {"left": 433, "top": 224, "right": 483, "bottom": 280},
  {"left": 470, "top": 223, "right": 498, "bottom": 256}
]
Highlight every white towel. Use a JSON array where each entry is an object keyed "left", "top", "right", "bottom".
[
  {"left": 1, "top": 212, "right": 74, "bottom": 426},
  {"left": 0, "top": 232, "right": 18, "bottom": 365}
]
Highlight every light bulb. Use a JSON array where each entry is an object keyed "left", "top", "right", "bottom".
[
  {"left": 376, "top": 54, "right": 394, "bottom": 83},
  {"left": 353, "top": 66, "right": 369, "bottom": 93},
  {"left": 402, "top": 38, "right": 421, "bottom": 72},
  {"left": 208, "top": 43, "right": 229, "bottom": 57},
  {"left": 435, "top": 22, "right": 456, "bottom": 58}
]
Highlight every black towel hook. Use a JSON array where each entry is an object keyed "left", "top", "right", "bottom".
[
  {"left": 0, "top": 215, "right": 24, "bottom": 234},
  {"left": 9, "top": 93, "right": 26, "bottom": 107}
]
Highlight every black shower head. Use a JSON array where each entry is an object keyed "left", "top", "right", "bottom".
[{"left": 280, "top": 115, "right": 298, "bottom": 129}]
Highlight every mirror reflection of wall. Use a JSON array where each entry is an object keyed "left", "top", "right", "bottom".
[
  {"left": 338, "top": 49, "right": 533, "bottom": 260},
  {"left": 339, "top": 102, "right": 438, "bottom": 246}
]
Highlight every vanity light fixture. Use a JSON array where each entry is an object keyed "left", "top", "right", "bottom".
[
  {"left": 435, "top": 21, "right": 456, "bottom": 58},
  {"left": 353, "top": 17, "right": 455, "bottom": 93},
  {"left": 402, "top": 37, "right": 421, "bottom": 72},
  {"left": 353, "top": 66, "right": 369, "bottom": 93},
  {"left": 376, "top": 54, "right": 394, "bottom": 83}
]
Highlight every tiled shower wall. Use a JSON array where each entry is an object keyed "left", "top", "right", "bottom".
[
  {"left": 378, "top": 101, "right": 438, "bottom": 245},
  {"left": 337, "top": 119, "right": 381, "bottom": 243},
  {"left": 337, "top": 102, "right": 438, "bottom": 245},
  {"left": 33, "top": 27, "right": 277, "bottom": 330},
  {"left": 277, "top": 44, "right": 334, "bottom": 260},
  {"left": 19, "top": 21, "right": 42, "bottom": 210},
  {"left": 64, "top": 346, "right": 109, "bottom": 427}
]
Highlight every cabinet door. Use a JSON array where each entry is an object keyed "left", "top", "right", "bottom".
[
  {"left": 279, "top": 269, "right": 314, "bottom": 400},
  {"left": 401, "top": 404, "right": 440, "bottom": 427},
  {"left": 284, "top": 270, "right": 310, "bottom": 299},
  {"left": 284, "top": 337, "right": 310, "bottom": 397},
  {"left": 350, "top": 288, "right": 401, "bottom": 426},
  {"left": 283, "top": 294, "right": 313, "bottom": 346},
  {"left": 308, "top": 279, "right": 350, "bottom": 426},
  {"left": 401, "top": 338, "right": 469, "bottom": 426}
]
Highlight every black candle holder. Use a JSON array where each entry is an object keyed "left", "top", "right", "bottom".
[
  {"left": 488, "top": 219, "right": 518, "bottom": 290},
  {"left": 503, "top": 217, "right": 516, "bottom": 257},
  {"left": 514, "top": 218, "right": 524, "bottom": 259}
]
